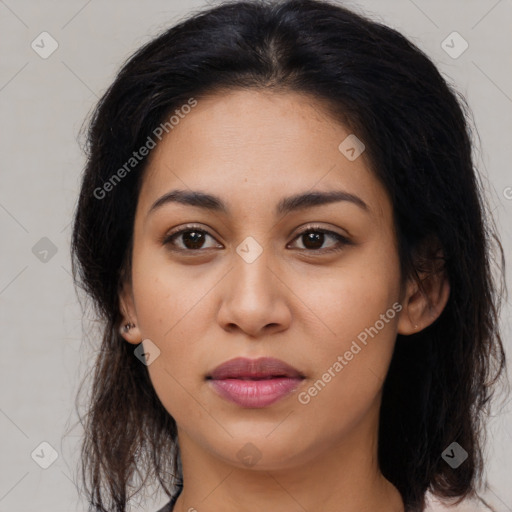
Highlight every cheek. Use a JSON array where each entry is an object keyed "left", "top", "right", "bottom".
[
  {"left": 131, "top": 245, "right": 210, "bottom": 339},
  {"left": 295, "top": 304, "right": 399, "bottom": 441},
  {"left": 294, "top": 244, "right": 401, "bottom": 408},
  {"left": 139, "top": 305, "right": 209, "bottom": 427},
  {"left": 295, "top": 243, "right": 401, "bottom": 347},
  {"left": 133, "top": 269, "right": 208, "bottom": 366},
  {"left": 130, "top": 261, "right": 215, "bottom": 422}
]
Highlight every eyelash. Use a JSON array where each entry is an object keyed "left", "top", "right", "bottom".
[{"left": 160, "top": 223, "right": 352, "bottom": 255}]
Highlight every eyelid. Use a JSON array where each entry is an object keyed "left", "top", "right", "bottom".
[{"left": 290, "top": 223, "right": 351, "bottom": 242}]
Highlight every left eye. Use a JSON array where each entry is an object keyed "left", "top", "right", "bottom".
[{"left": 288, "top": 228, "right": 350, "bottom": 252}]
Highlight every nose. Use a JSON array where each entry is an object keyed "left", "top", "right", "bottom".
[{"left": 216, "top": 248, "right": 292, "bottom": 338}]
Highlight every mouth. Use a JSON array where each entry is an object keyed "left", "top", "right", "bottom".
[
  {"left": 206, "top": 357, "right": 305, "bottom": 408},
  {"left": 207, "top": 356, "right": 305, "bottom": 380}
]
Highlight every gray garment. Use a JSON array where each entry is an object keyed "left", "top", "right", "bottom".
[{"left": 156, "top": 485, "right": 182, "bottom": 512}]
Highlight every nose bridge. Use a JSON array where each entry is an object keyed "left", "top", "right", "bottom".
[
  {"left": 216, "top": 235, "right": 290, "bottom": 335},
  {"left": 231, "top": 235, "right": 276, "bottom": 300}
]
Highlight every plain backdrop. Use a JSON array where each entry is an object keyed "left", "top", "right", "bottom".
[{"left": 0, "top": 1, "right": 511, "bottom": 511}]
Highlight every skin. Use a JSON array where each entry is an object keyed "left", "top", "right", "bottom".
[{"left": 119, "top": 89, "right": 450, "bottom": 512}]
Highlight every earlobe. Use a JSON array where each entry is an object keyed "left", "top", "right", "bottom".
[
  {"left": 118, "top": 281, "right": 142, "bottom": 345},
  {"left": 119, "top": 321, "right": 141, "bottom": 344}
]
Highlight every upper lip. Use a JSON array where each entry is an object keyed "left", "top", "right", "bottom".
[{"left": 207, "top": 357, "right": 305, "bottom": 380}]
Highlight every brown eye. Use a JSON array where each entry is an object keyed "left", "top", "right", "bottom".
[
  {"left": 301, "top": 231, "right": 326, "bottom": 250},
  {"left": 162, "top": 226, "right": 221, "bottom": 252},
  {"left": 289, "top": 227, "right": 352, "bottom": 253},
  {"left": 179, "top": 230, "right": 207, "bottom": 250}
]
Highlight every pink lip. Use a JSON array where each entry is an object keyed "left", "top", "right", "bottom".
[{"left": 207, "top": 357, "right": 305, "bottom": 408}]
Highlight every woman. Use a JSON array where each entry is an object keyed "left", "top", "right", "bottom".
[{"left": 70, "top": 0, "right": 508, "bottom": 511}]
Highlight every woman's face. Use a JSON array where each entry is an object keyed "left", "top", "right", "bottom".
[{"left": 121, "top": 88, "right": 411, "bottom": 470}]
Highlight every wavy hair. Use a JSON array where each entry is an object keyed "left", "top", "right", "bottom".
[{"left": 70, "top": 0, "right": 508, "bottom": 510}]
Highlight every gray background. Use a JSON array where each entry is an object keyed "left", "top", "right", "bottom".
[{"left": 0, "top": 1, "right": 511, "bottom": 511}]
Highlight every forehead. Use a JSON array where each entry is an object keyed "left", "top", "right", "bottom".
[{"left": 138, "top": 88, "right": 390, "bottom": 222}]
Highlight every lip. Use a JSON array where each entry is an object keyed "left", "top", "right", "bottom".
[{"left": 206, "top": 357, "right": 305, "bottom": 408}]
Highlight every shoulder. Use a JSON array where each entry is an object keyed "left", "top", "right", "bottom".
[{"left": 424, "top": 490, "right": 497, "bottom": 512}]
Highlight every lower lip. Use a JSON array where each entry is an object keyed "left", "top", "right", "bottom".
[{"left": 209, "top": 377, "right": 303, "bottom": 408}]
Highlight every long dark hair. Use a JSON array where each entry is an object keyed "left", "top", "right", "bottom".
[{"left": 70, "top": 0, "right": 508, "bottom": 510}]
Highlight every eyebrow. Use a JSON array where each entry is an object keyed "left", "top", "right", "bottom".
[{"left": 148, "top": 188, "right": 369, "bottom": 217}]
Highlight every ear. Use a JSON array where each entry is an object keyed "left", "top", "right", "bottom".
[
  {"left": 118, "top": 277, "right": 142, "bottom": 345},
  {"left": 397, "top": 237, "right": 450, "bottom": 336}
]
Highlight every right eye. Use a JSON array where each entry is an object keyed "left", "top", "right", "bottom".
[{"left": 161, "top": 225, "right": 223, "bottom": 252}]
